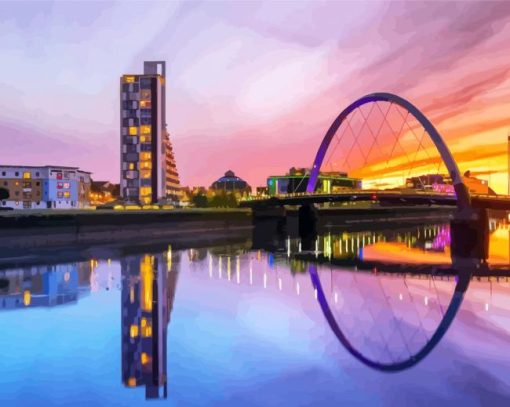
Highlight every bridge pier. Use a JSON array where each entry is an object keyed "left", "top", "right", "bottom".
[
  {"left": 298, "top": 204, "right": 318, "bottom": 251},
  {"left": 450, "top": 208, "right": 489, "bottom": 264},
  {"left": 251, "top": 206, "right": 287, "bottom": 251}
]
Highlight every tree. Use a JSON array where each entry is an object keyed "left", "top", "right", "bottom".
[
  {"left": 0, "top": 188, "right": 8, "bottom": 201},
  {"left": 191, "top": 193, "right": 208, "bottom": 208}
]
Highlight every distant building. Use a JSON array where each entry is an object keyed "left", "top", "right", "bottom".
[
  {"left": 406, "top": 172, "right": 496, "bottom": 195},
  {"left": 405, "top": 174, "right": 446, "bottom": 190},
  {"left": 211, "top": 170, "right": 251, "bottom": 194},
  {"left": 256, "top": 186, "right": 268, "bottom": 196},
  {"left": 267, "top": 167, "right": 361, "bottom": 196},
  {"left": 0, "top": 165, "right": 91, "bottom": 209},
  {"left": 90, "top": 181, "right": 120, "bottom": 204},
  {"left": 120, "top": 61, "right": 181, "bottom": 205}
]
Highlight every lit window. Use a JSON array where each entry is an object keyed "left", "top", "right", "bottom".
[
  {"left": 64, "top": 191, "right": 70, "bottom": 198},
  {"left": 141, "top": 170, "right": 151, "bottom": 179},
  {"left": 127, "top": 378, "right": 137, "bottom": 387},
  {"left": 141, "top": 352, "right": 149, "bottom": 365},
  {"left": 140, "top": 136, "right": 146, "bottom": 143},
  {"left": 140, "top": 89, "right": 151, "bottom": 100},
  {"left": 63, "top": 182, "right": 70, "bottom": 189},
  {"left": 139, "top": 100, "right": 152, "bottom": 109},
  {"left": 142, "top": 325, "right": 152, "bottom": 338},
  {"left": 124, "top": 76, "right": 135, "bottom": 83},
  {"left": 57, "top": 182, "right": 63, "bottom": 189},
  {"left": 140, "top": 187, "right": 152, "bottom": 196},
  {"left": 140, "top": 152, "right": 151, "bottom": 161},
  {"left": 130, "top": 324, "right": 139, "bottom": 338},
  {"left": 23, "top": 290, "right": 31, "bottom": 306},
  {"left": 140, "top": 125, "right": 151, "bottom": 135},
  {"left": 23, "top": 172, "right": 31, "bottom": 179},
  {"left": 128, "top": 163, "right": 135, "bottom": 170},
  {"left": 129, "top": 126, "right": 138, "bottom": 136}
]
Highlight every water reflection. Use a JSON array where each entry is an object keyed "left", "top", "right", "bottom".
[
  {"left": 120, "top": 251, "right": 178, "bottom": 399},
  {"left": 2, "top": 221, "right": 510, "bottom": 403},
  {"left": 309, "top": 263, "right": 471, "bottom": 371},
  {"left": 0, "top": 263, "right": 90, "bottom": 310}
]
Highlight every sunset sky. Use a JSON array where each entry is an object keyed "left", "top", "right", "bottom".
[{"left": 1, "top": 1, "right": 510, "bottom": 192}]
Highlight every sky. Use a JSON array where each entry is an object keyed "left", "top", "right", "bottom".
[{"left": 1, "top": 1, "right": 510, "bottom": 192}]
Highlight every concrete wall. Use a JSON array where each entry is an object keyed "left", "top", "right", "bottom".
[{"left": 0, "top": 209, "right": 253, "bottom": 254}]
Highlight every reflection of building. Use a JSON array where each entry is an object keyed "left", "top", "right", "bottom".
[
  {"left": 0, "top": 165, "right": 91, "bottom": 209},
  {"left": 121, "top": 252, "right": 178, "bottom": 399},
  {"left": 267, "top": 167, "right": 361, "bottom": 196},
  {"left": 120, "top": 61, "right": 180, "bottom": 205},
  {"left": 0, "top": 263, "right": 90, "bottom": 309},
  {"left": 211, "top": 170, "right": 251, "bottom": 194}
]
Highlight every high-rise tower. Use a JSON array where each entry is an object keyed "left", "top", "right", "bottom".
[{"left": 120, "top": 61, "right": 180, "bottom": 205}]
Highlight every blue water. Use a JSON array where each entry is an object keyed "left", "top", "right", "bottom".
[{"left": 1, "top": 226, "right": 510, "bottom": 406}]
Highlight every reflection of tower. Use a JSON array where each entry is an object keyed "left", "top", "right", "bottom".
[{"left": 121, "top": 252, "right": 178, "bottom": 399}]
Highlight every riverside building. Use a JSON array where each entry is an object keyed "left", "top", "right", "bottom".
[
  {"left": 120, "top": 61, "right": 181, "bottom": 205},
  {"left": 0, "top": 165, "right": 91, "bottom": 209},
  {"left": 267, "top": 167, "right": 361, "bottom": 196}
]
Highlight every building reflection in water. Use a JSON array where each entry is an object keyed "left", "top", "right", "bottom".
[
  {"left": 0, "top": 263, "right": 90, "bottom": 310},
  {"left": 121, "top": 248, "right": 179, "bottom": 400}
]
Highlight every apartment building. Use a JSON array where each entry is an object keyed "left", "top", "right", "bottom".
[
  {"left": 120, "top": 61, "right": 181, "bottom": 205},
  {"left": 0, "top": 165, "right": 91, "bottom": 209}
]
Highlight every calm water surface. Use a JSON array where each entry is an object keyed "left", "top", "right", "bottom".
[{"left": 1, "top": 222, "right": 510, "bottom": 406}]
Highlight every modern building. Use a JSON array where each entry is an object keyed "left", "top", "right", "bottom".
[
  {"left": 120, "top": 61, "right": 181, "bottom": 205},
  {"left": 0, "top": 165, "right": 91, "bottom": 209},
  {"left": 267, "top": 167, "right": 361, "bottom": 196},
  {"left": 210, "top": 170, "right": 251, "bottom": 194}
]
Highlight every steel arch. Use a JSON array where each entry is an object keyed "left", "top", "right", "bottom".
[
  {"left": 306, "top": 92, "right": 471, "bottom": 210},
  {"left": 309, "top": 264, "right": 471, "bottom": 372}
]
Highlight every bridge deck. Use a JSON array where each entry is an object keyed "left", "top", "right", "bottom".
[{"left": 241, "top": 190, "right": 510, "bottom": 210}]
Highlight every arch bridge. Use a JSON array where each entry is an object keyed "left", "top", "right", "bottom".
[{"left": 243, "top": 92, "right": 510, "bottom": 260}]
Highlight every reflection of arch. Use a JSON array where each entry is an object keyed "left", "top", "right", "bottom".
[
  {"left": 306, "top": 92, "right": 470, "bottom": 211},
  {"left": 308, "top": 264, "right": 471, "bottom": 372}
]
